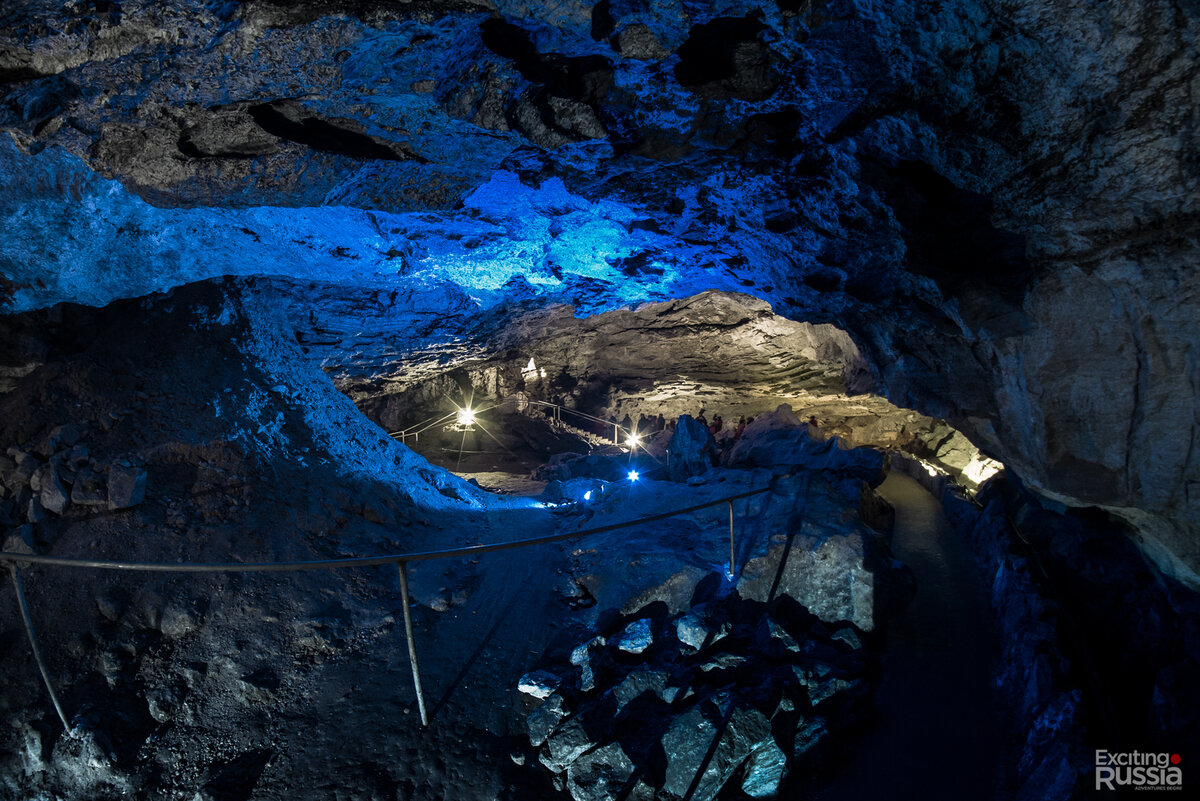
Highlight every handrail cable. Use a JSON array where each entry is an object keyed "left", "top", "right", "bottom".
[
  {"left": 0, "top": 486, "right": 769, "bottom": 573},
  {"left": 2, "top": 481, "right": 773, "bottom": 731}
]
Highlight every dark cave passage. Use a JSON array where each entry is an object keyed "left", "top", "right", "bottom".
[{"left": 815, "top": 472, "right": 999, "bottom": 801}]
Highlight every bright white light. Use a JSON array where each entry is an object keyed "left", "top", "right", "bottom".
[
  {"left": 627, "top": 470, "right": 639, "bottom": 481},
  {"left": 626, "top": 433, "right": 641, "bottom": 448},
  {"left": 456, "top": 408, "right": 476, "bottom": 426},
  {"left": 583, "top": 490, "right": 592, "bottom": 501},
  {"left": 964, "top": 453, "right": 1004, "bottom": 486}
]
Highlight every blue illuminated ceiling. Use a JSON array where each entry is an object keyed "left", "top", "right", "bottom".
[
  {"left": 1, "top": 0, "right": 1198, "bottom": 585},
  {"left": 0, "top": 0, "right": 946, "bottom": 320}
]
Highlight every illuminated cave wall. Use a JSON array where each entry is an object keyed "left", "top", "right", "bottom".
[{"left": 0, "top": 0, "right": 1197, "bottom": 583}]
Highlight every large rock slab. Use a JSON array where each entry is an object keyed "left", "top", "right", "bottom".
[
  {"left": 566, "top": 743, "right": 635, "bottom": 801},
  {"left": 737, "top": 524, "right": 881, "bottom": 632}
]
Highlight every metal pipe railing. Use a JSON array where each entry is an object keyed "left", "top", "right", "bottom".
[
  {"left": 389, "top": 397, "right": 663, "bottom": 447},
  {"left": 1, "top": 482, "right": 772, "bottom": 732}
]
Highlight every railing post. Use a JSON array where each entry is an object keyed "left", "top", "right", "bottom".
[
  {"left": 396, "top": 561, "right": 429, "bottom": 726},
  {"left": 728, "top": 500, "right": 736, "bottom": 578},
  {"left": 9, "top": 563, "right": 71, "bottom": 732}
]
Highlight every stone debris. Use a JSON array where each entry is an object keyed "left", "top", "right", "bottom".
[
  {"left": 36, "top": 464, "right": 70, "bottom": 515},
  {"left": 611, "top": 618, "right": 652, "bottom": 654},
  {"left": 518, "top": 670, "right": 563, "bottom": 700},
  {"left": 106, "top": 464, "right": 147, "bottom": 510},
  {"left": 667, "top": 415, "right": 717, "bottom": 482},
  {"left": 518, "top": 593, "right": 877, "bottom": 801}
]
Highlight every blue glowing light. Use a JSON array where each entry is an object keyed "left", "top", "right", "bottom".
[
  {"left": 583, "top": 490, "right": 592, "bottom": 501},
  {"left": 627, "top": 470, "right": 639, "bottom": 481}
]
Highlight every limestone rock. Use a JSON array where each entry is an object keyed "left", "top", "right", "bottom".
[
  {"left": 668, "top": 416, "right": 717, "bottom": 482},
  {"left": 611, "top": 668, "right": 669, "bottom": 714},
  {"left": 612, "top": 24, "right": 670, "bottom": 60},
  {"left": 741, "top": 739, "right": 787, "bottom": 798},
  {"left": 566, "top": 743, "right": 635, "bottom": 801},
  {"left": 107, "top": 464, "right": 146, "bottom": 510},
  {"left": 519, "top": 670, "right": 563, "bottom": 700},
  {"left": 571, "top": 638, "right": 606, "bottom": 693},
  {"left": 527, "top": 694, "right": 568, "bottom": 748},
  {"left": 36, "top": 464, "right": 69, "bottom": 515},
  {"left": 663, "top": 705, "right": 772, "bottom": 801},
  {"left": 675, "top": 611, "right": 708, "bottom": 650},
  {"left": 738, "top": 525, "right": 881, "bottom": 632},
  {"left": 70, "top": 467, "right": 107, "bottom": 506},
  {"left": 541, "top": 718, "right": 594, "bottom": 773},
  {"left": 611, "top": 619, "right": 652, "bottom": 654},
  {"left": 3, "top": 525, "right": 35, "bottom": 555}
]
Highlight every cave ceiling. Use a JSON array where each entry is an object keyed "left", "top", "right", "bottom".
[{"left": 0, "top": 0, "right": 1198, "bottom": 584}]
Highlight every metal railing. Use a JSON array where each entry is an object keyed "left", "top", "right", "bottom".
[
  {"left": 1, "top": 482, "right": 773, "bottom": 732},
  {"left": 389, "top": 397, "right": 661, "bottom": 447}
]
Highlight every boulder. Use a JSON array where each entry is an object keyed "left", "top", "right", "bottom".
[
  {"left": 791, "top": 716, "right": 830, "bottom": 758},
  {"left": 70, "top": 467, "right": 108, "bottom": 506},
  {"left": 107, "top": 464, "right": 147, "bottom": 510},
  {"left": 738, "top": 526, "right": 881, "bottom": 632},
  {"left": 667, "top": 415, "right": 717, "bottom": 482},
  {"left": 612, "top": 24, "right": 670, "bottom": 60},
  {"left": 518, "top": 670, "right": 563, "bottom": 700},
  {"left": 566, "top": 743, "right": 635, "bottom": 801},
  {"left": 611, "top": 668, "right": 671, "bottom": 714},
  {"left": 0, "top": 454, "right": 16, "bottom": 493},
  {"left": 611, "top": 619, "right": 652, "bottom": 654},
  {"left": 3, "top": 525, "right": 36, "bottom": 555},
  {"left": 762, "top": 617, "right": 800, "bottom": 654},
  {"left": 661, "top": 706, "right": 717, "bottom": 798},
  {"left": 26, "top": 495, "right": 46, "bottom": 523},
  {"left": 528, "top": 694, "right": 568, "bottom": 747},
  {"left": 49, "top": 423, "right": 84, "bottom": 449},
  {"left": 571, "top": 638, "right": 606, "bottom": 693},
  {"left": 741, "top": 740, "right": 787, "bottom": 798},
  {"left": 619, "top": 566, "right": 708, "bottom": 617},
  {"left": 36, "top": 464, "right": 70, "bottom": 515},
  {"left": 662, "top": 704, "right": 772, "bottom": 801},
  {"left": 5, "top": 452, "right": 38, "bottom": 491},
  {"left": 675, "top": 611, "right": 709, "bottom": 650},
  {"left": 541, "top": 718, "right": 595, "bottom": 773},
  {"left": 831, "top": 627, "right": 863, "bottom": 651}
]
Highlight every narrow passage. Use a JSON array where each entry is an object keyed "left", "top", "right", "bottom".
[{"left": 818, "top": 471, "right": 999, "bottom": 800}]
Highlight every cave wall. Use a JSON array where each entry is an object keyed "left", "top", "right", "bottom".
[{"left": 0, "top": 0, "right": 1197, "bottom": 582}]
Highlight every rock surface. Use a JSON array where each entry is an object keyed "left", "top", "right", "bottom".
[
  {"left": 519, "top": 591, "right": 877, "bottom": 801},
  {"left": 0, "top": 0, "right": 1195, "bottom": 586}
]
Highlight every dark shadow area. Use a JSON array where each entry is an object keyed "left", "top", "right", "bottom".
[{"left": 248, "top": 100, "right": 420, "bottom": 162}]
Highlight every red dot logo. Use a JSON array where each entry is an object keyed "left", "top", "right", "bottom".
[{"left": 1171, "top": 754, "right": 1181, "bottom": 765}]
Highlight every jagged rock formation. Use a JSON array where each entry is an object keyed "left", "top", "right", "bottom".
[
  {"left": 1, "top": 0, "right": 1195, "bottom": 585},
  {"left": 518, "top": 595, "right": 874, "bottom": 801}
]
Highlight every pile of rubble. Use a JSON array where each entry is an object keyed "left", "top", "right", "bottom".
[{"left": 518, "top": 591, "right": 876, "bottom": 801}]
